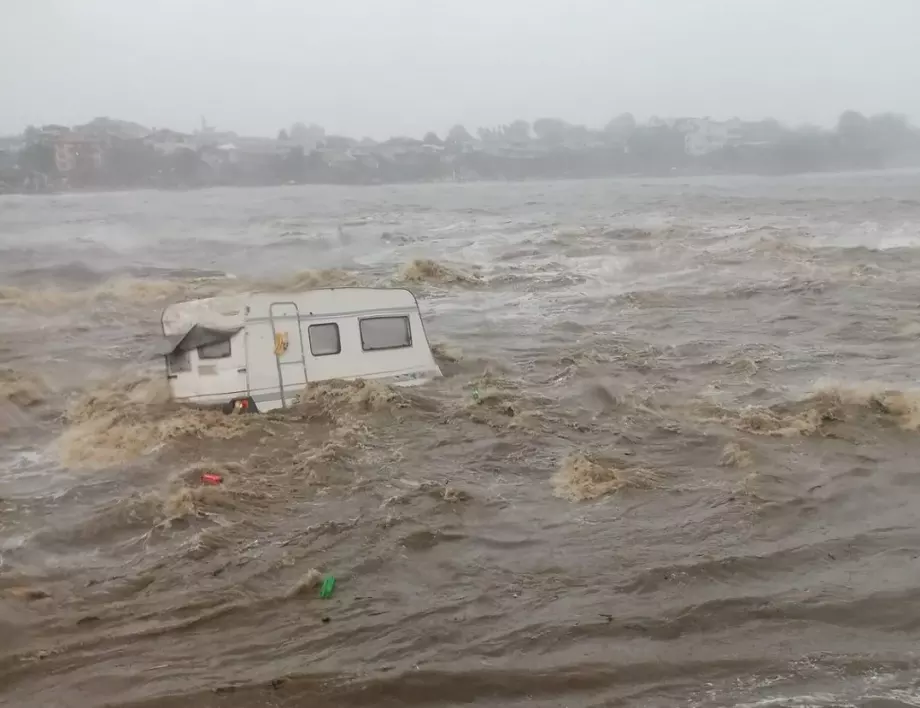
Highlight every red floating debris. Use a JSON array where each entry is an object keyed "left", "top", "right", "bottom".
[{"left": 201, "top": 473, "right": 223, "bottom": 485}]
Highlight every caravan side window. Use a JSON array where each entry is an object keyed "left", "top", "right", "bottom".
[
  {"left": 308, "top": 323, "right": 341, "bottom": 356},
  {"left": 359, "top": 316, "right": 412, "bottom": 351},
  {"left": 167, "top": 350, "right": 191, "bottom": 373},
  {"left": 198, "top": 340, "right": 232, "bottom": 359}
]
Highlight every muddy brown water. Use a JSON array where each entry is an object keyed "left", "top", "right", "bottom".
[{"left": 3, "top": 173, "right": 920, "bottom": 707}]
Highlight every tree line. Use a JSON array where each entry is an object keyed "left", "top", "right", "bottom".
[{"left": 4, "top": 110, "right": 920, "bottom": 193}]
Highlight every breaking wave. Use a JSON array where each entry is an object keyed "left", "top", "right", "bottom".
[
  {"left": 697, "top": 382, "right": 920, "bottom": 437},
  {"left": 552, "top": 452, "right": 661, "bottom": 501},
  {"left": 56, "top": 375, "right": 252, "bottom": 469},
  {"left": 294, "top": 377, "right": 413, "bottom": 417},
  {"left": 396, "top": 258, "right": 482, "bottom": 285},
  {"left": 0, "top": 368, "right": 47, "bottom": 408},
  {"left": 0, "top": 368, "right": 50, "bottom": 432},
  {"left": 53, "top": 374, "right": 437, "bottom": 474},
  {"left": 160, "top": 461, "right": 265, "bottom": 522},
  {"left": 719, "top": 441, "right": 754, "bottom": 468}
]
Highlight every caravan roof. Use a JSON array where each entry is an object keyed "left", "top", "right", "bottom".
[{"left": 161, "top": 287, "right": 425, "bottom": 337}]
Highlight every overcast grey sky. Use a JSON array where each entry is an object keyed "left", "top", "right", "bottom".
[{"left": 2, "top": 0, "right": 919, "bottom": 138}]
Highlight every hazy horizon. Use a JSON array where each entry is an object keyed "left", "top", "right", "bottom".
[{"left": 3, "top": 0, "right": 920, "bottom": 139}]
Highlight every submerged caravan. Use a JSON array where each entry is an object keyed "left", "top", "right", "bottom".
[{"left": 158, "top": 287, "right": 442, "bottom": 412}]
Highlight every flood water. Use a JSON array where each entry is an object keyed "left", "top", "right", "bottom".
[{"left": 3, "top": 173, "right": 920, "bottom": 707}]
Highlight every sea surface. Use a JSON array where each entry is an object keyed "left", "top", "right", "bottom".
[{"left": 2, "top": 173, "right": 920, "bottom": 707}]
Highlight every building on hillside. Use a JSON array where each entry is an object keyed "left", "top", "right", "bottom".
[
  {"left": 146, "top": 129, "right": 194, "bottom": 155},
  {"left": 0, "top": 135, "right": 25, "bottom": 152},
  {"left": 373, "top": 136, "right": 426, "bottom": 161},
  {"left": 52, "top": 133, "right": 104, "bottom": 174},
  {"left": 0, "top": 136, "right": 24, "bottom": 170},
  {"left": 317, "top": 148, "right": 357, "bottom": 167},
  {"left": 215, "top": 137, "right": 294, "bottom": 163},
  {"left": 682, "top": 118, "right": 743, "bottom": 156}
]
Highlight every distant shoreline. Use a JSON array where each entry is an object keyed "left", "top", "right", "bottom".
[
  {"left": 5, "top": 162, "right": 920, "bottom": 198},
  {"left": 5, "top": 112, "right": 920, "bottom": 197}
]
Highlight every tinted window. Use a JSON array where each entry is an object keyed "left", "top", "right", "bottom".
[
  {"left": 360, "top": 316, "right": 411, "bottom": 351},
  {"left": 167, "top": 350, "right": 191, "bottom": 373},
  {"left": 308, "top": 323, "right": 341, "bottom": 356},
  {"left": 198, "top": 339, "right": 231, "bottom": 359}
]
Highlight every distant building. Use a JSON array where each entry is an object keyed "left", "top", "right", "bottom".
[
  {"left": 220, "top": 137, "right": 291, "bottom": 157},
  {"left": 0, "top": 135, "right": 25, "bottom": 153},
  {"left": 317, "top": 148, "right": 356, "bottom": 167},
  {"left": 146, "top": 129, "right": 193, "bottom": 155},
  {"left": 648, "top": 116, "right": 680, "bottom": 129},
  {"left": 52, "top": 134, "right": 103, "bottom": 174},
  {"left": 322, "top": 135, "right": 357, "bottom": 151},
  {"left": 682, "top": 118, "right": 743, "bottom": 156},
  {"left": 374, "top": 136, "right": 426, "bottom": 161},
  {"left": 0, "top": 136, "right": 24, "bottom": 170},
  {"left": 190, "top": 125, "right": 239, "bottom": 149}
]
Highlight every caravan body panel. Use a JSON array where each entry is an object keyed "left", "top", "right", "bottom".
[{"left": 161, "top": 287, "right": 441, "bottom": 411}]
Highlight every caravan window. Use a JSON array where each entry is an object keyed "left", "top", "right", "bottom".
[
  {"left": 198, "top": 339, "right": 232, "bottom": 359},
  {"left": 167, "top": 350, "right": 191, "bottom": 373},
  {"left": 360, "top": 316, "right": 412, "bottom": 351},
  {"left": 308, "top": 323, "right": 341, "bottom": 356}
]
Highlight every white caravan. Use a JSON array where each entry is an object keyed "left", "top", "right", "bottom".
[{"left": 159, "top": 287, "right": 442, "bottom": 412}]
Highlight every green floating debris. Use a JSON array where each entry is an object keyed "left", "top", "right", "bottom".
[
  {"left": 471, "top": 388, "right": 481, "bottom": 404},
  {"left": 319, "top": 575, "right": 336, "bottom": 599}
]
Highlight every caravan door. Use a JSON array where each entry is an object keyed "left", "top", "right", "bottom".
[
  {"left": 245, "top": 301, "right": 308, "bottom": 410},
  {"left": 268, "top": 301, "right": 308, "bottom": 407}
]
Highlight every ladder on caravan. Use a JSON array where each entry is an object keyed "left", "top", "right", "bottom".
[{"left": 268, "top": 301, "right": 308, "bottom": 408}]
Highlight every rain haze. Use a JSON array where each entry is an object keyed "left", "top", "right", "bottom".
[
  {"left": 8, "top": 3, "right": 920, "bottom": 708},
  {"left": 3, "top": 0, "right": 920, "bottom": 136}
]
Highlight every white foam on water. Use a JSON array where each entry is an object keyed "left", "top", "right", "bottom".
[
  {"left": 732, "top": 696, "right": 857, "bottom": 708},
  {"left": 809, "top": 222, "right": 920, "bottom": 251}
]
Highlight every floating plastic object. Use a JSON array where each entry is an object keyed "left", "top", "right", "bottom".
[
  {"left": 471, "top": 388, "right": 481, "bottom": 404},
  {"left": 319, "top": 575, "right": 336, "bottom": 599},
  {"left": 201, "top": 473, "right": 223, "bottom": 485}
]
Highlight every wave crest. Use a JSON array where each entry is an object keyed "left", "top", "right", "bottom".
[
  {"left": 552, "top": 453, "right": 661, "bottom": 501},
  {"left": 57, "top": 375, "right": 251, "bottom": 469},
  {"left": 396, "top": 259, "right": 482, "bottom": 285}
]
